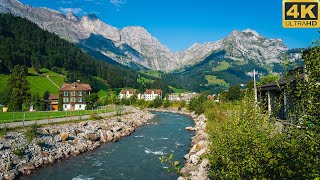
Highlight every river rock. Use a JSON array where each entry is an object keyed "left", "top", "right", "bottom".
[
  {"left": 106, "top": 130, "right": 113, "bottom": 141},
  {"left": 18, "top": 162, "right": 36, "bottom": 174},
  {"left": 84, "top": 133, "right": 99, "bottom": 141},
  {"left": 61, "top": 133, "right": 69, "bottom": 141},
  {"left": 185, "top": 126, "right": 196, "bottom": 131},
  {"left": 180, "top": 165, "right": 199, "bottom": 177}
]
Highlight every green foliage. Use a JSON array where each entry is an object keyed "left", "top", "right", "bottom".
[
  {"left": 84, "top": 93, "right": 99, "bottom": 109},
  {"left": 226, "top": 85, "right": 242, "bottom": 101},
  {"left": 58, "top": 97, "right": 63, "bottom": 111},
  {"left": 163, "top": 99, "right": 171, "bottom": 108},
  {"left": 0, "top": 14, "right": 139, "bottom": 89},
  {"left": 152, "top": 96, "right": 163, "bottom": 108},
  {"left": 206, "top": 97, "right": 320, "bottom": 179},
  {"left": 189, "top": 93, "right": 208, "bottom": 114},
  {"left": 13, "top": 148, "right": 25, "bottom": 157},
  {"left": 257, "top": 74, "right": 280, "bottom": 86},
  {"left": 24, "top": 124, "right": 39, "bottom": 143},
  {"left": 4, "top": 65, "right": 31, "bottom": 111},
  {"left": 159, "top": 154, "right": 182, "bottom": 176}
]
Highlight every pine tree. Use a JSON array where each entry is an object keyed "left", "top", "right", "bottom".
[{"left": 6, "top": 65, "right": 31, "bottom": 111}]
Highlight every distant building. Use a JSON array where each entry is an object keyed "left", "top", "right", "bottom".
[
  {"left": 168, "top": 94, "right": 181, "bottom": 101},
  {"left": 59, "top": 82, "right": 92, "bottom": 111},
  {"left": 119, "top": 89, "right": 137, "bottom": 99},
  {"left": 144, "top": 89, "right": 162, "bottom": 101},
  {"left": 168, "top": 92, "right": 199, "bottom": 103},
  {"left": 48, "top": 94, "right": 59, "bottom": 111}
]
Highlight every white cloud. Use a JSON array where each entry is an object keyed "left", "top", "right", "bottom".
[
  {"left": 59, "top": 7, "right": 83, "bottom": 14},
  {"left": 110, "top": 0, "right": 126, "bottom": 6}
]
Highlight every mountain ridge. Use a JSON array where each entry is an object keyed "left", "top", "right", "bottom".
[{"left": 0, "top": 0, "right": 301, "bottom": 72}]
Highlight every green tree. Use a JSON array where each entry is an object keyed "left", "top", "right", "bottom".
[
  {"left": 226, "top": 85, "right": 242, "bottom": 101},
  {"left": 6, "top": 65, "right": 30, "bottom": 111},
  {"left": 153, "top": 96, "right": 163, "bottom": 108},
  {"left": 58, "top": 96, "right": 63, "bottom": 111},
  {"left": 257, "top": 74, "right": 280, "bottom": 86},
  {"left": 84, "top": 93, "right": 99, "bottom": 109}
]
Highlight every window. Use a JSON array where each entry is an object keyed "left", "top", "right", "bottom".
[
  {"left": 63, "top": 98, "right": 69, "bottom": 103},
  {"left": 64, "top": 105, "right": 67, "bottom": 108},
  {"left": 78, "top": 91, "right": 83, "bottom": 96},
  {"left": 71, "top": 91, "right": 76, "bottom": 96},
  {"left": 64, "top": 91, "right": 68, "bottom": 96},
  {"left": 79, "top": 105, "right": 82, "bottom": 108},
  {"left": 71, "top": 97, "right": 76, "bottom": 102},
  {"left": 78, "top": 97, "right": 83, "bottom": 102}
]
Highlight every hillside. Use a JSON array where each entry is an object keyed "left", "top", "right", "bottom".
[
  {"left": 0, "top": 13, "right": 139, "bottom": 89},
  {"left": 0, "top": 14, "right": 177, "bottom": 97}
]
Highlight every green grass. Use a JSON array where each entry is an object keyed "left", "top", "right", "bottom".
[
  {"left": 93, "top": 77, "right": 110, "bottom": 98},
  {"left": 0, "top": 107, "right": 118, "bottom": 123},
  {"left": 0, "top": 68, "right": 65, "bottom": 95},
  {"left": 27, "top": 76, "right": 60, "bottom": 94},
  {"left": 137, "top": 76, "right": 154, "bottom": 83},
  {"left": 212, "top": 61, "right": 231, "bottom": 72},
  {"left": 205, "top": 75, "right": 229, "bottom": 87},
  {"left": 140, "top": 70, "right": 162, "bottom": 78},
  {"left": 170, "top": 86, "right": 190, "bottom": 93},
  {"left": 0, "top": 74, "right": 9, "bottom": 88}
]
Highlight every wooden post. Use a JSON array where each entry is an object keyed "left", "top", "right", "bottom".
[
  {"left": 23, "top": 112, "right": 25, "bottom": 127},
  {"left": 267, "top": 90, "right": 272, "bottom": 116}
]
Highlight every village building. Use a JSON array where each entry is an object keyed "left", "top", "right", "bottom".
[
  {"left": 144, "top": 89, "right": 162, "bottom": 101},
  {"left": 48, "top": 94, "right": 59, "bottom": 111},
  {"left": 119, "top": 89, "right": 137, "bottom": 99},
  {"left": 168, "top": 92, "right": 199, "bottom": 103},
  {"left": 59, "top": 82, "right": 92, "bottom": 111}
]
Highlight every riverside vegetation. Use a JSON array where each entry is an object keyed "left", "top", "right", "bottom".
[{"left": 183, "top": 42, "right": 320, "bottom": 179}]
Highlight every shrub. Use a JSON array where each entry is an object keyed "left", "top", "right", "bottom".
[
  {"left": 206, "top": 97, "right": 320, "bottom": 179},
  {"left": 25, "top": 124, "right": 39, "bottom": 142},
  {"left": 13, "top": 148, "right": 25, "bottom": 157}
]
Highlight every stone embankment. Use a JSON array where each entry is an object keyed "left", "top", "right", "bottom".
[
  {"left": 150, "top": 108, "right": 210, "bottom": 180},
  {"left": 0, "top": 108, "right": 154, "bottom": 180}
]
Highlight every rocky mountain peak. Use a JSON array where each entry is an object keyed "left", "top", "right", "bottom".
[
  {"left": 242, "top": 29, "right": 260, "bottom": 37},
  {"left": 66, "top": 12, "right": 79, "bottom": 21}
]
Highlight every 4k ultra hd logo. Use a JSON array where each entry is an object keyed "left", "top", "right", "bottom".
[{"left": 283, "top": 0, "right": 320, "bottom": 28}]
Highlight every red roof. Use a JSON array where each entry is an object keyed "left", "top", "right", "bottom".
[
  {"left": 48, "top": 94, "right": 59, "bottom": 100},
  {"left": 60, "top": 82, "right": 92, "bottom": 91},
  {"left": 145, "top": 89, "right": 162, "bottom": 95},
  {"left": 120, "top": 89, "right": 136, "bottom": 94}
]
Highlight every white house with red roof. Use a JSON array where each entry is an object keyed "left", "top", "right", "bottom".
[
  {"left": 59, "top": 82, "right": 92, "bottom": 111},
  {"left": 144, "top": 89, "right": 162, "bottom": 101},
  {"left": 119, "top": 89, "right": 137, "bottom": 99}
]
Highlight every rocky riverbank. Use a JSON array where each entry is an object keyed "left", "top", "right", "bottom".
[
  {"left": 150, "top": 108, "right": 210, "bottom": 180},
  {"left": 0, "top": 108, "right": 154, "bottom": 180}
]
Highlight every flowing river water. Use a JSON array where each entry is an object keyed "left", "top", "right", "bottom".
[{"left": 20, "top": 111, "right": 195, "bottom": 180}]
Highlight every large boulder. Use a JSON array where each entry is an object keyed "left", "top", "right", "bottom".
[
  {"left": 17, "top": 162, "right": 36, "bottom": 174},
  {"left": 106, "top": 130, "right": 113, "bottom": 141},
  {"left": 60, "top": 133, "right": 69, "bottom": 141},
  {"left": 84, "top": 133, "right": 99, "bottom": 141}
]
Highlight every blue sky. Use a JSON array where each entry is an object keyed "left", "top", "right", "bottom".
[{"left": 20, "top": 0, "right": 320, "bottom": 52}]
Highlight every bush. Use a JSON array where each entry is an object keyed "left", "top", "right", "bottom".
[
  {"left": 13, "top": 148, "right": 25, "bottom": 157},
  {"left": 25, "top": 124, "right": 39, "bottom": 142},
  {"left": 206, "top": 97, "right": 320, "bottom": 179}
]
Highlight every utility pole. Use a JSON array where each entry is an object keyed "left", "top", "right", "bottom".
[{"left": 254, "top": 69, "right": 258, "bottom": 105}]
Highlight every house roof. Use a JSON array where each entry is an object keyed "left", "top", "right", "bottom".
[
  {"left": 259, "top": 73, "right": 305, "bottom": 91},
  {"left": 60, "top": 82, "right": 92, "bottom": 91},
  {"left": 48, "top": 94, "right": 59, "bottom": 100},
  {"left": 120, "top": 89, "right": 136, "bottom": 94},
  {"left": 145, "top": 89, "right": 162, "bottom": 94}
]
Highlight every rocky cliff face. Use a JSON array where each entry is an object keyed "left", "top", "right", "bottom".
[{"left": 0, "top": 0, "right": 301, "bottom": 72}]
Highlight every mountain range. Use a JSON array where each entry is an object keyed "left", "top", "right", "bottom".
[{"left": 0, "top": 0, "right": 302, "bottom": 74}]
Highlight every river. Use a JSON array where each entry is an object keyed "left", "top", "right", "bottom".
[{"left": 20, "top": 111, "right": 195, "bottom": 180}]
